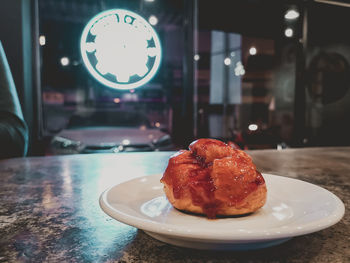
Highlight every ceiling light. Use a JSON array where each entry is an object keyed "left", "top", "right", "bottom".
[
  {"left": 39, "top": 35, "right": 46, "bottom": 46},
  {"left": 248, "top": 124, "right": 258, "bottom": 131},
  {"left": 148, "top": 15, "right": 158, "bottom": 26},
  {"left": 285, "top": 9, "right": 300, "bottom": 20},
  {"left": 60, "top": 57, "right": 70, "bottom": 66},
  {"left": 285, "top": 28, "right": 294, "bottom": 38},
  {"left": 224, "top": 57, "right": 231, "bottom": 66},
  {"left": 234, "top": 61, "right": 245, "bottom": 76},
  {"left": 249, "top": 47, "right": 257, "bottom": 55}
]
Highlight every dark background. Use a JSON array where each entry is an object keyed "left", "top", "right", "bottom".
[{"left": 1, "top": 0, "right": 350, "bottom": 155}]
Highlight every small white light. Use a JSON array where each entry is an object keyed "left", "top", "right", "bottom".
[
  {"left": 230, "top": 52, "right": 235, "bottom": 57},
  {"left": 194, "top": 54, "right": 200, "bottom": 61},
  {"left": 113, "top": 98, "right": 120, "bottom": 103},
  {"left": 285, "top": 28, "right": 294, "bottom": 38},
  {"left": 60, "top": 57, "right": 70, "bottom": 66},
  {"left": 249, "top": 47, "right": 257, "bottom": 55},
  {"left": 248, "top": 124, "right": 258, "bottom": 131},
  {"left": 148, "top": 15, "right": 158, "bottom": 26},
  {"left": 122, "top": 139, "right": 130, "bottom": 145},
  {"left": 285, "top": 9, "right": 300, "bottom": 20},
  {"left": 224, "top": 57, "right": 231, "bottom": 66},
  {"left": 234, "top": 61, "right": 245, "bottom": 76},
  {"left": 145, "top": 0, "right": 155, "bottom": 2},
  {"left": 39, "top": 35, "right": 46, "bottom": 46}
]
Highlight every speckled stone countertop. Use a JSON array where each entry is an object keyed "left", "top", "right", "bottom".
[{"left": 0, "top": 147, "right": 348, "bottom": 262}]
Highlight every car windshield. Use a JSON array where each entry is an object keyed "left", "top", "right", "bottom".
[{"left": 67, "top": 111, "right": 151, "bottom": 128}]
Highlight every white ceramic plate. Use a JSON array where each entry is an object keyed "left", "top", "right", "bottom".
[{"left": 99, "top": 173, "right": 345, "bottom": 250}]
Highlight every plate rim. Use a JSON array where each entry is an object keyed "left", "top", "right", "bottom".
[{"left": 99, "top": 173, "right": 345, "bottom": 241}]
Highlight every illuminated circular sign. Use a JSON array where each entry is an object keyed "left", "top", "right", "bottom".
[{"left": 80, "top": 9, "right": 162, "bottom": 90}]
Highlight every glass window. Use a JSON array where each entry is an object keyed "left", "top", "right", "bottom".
[
  {"left": 195, "top": 1, "right": 297, "bottom": 149},
  {"left": 38, "top": 0, "right": 350, "bottom": 154},
  {"left": 39, "top": 0, "right": 185, "bottom": 154}
]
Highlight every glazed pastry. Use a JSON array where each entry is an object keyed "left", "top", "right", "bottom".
[{"left": 160, "top": 138, "right": 267, "bottom": 218}]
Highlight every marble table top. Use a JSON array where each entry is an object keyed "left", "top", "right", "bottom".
[{"left": 0, "top": 147, "right": 349, "bottom": 262}]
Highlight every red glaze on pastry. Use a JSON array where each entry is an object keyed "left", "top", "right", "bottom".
[{"left": 161, "top": 138, "right": 267, "bottom": 218}]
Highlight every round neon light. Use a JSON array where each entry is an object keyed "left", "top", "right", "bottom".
[{"left": 80, "top": 9, "right": 162, "bottom": 90}]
